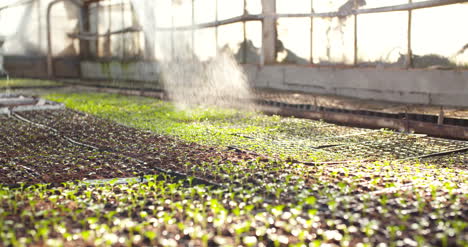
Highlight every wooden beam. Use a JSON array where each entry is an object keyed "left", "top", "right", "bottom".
[{"left": 261, "top": 0, "right": 276, "bottom": 64}]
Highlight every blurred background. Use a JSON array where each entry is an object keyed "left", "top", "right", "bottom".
[
  {"left": 0, "top": 0, "right": 467, "bottom": 107},
  {"left": 1, "top": 0, "right": 467, "bottom": 70}
]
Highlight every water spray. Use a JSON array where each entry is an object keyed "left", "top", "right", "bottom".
[{"left": 131, "top": 0, "right": 252, "bottom": 109}]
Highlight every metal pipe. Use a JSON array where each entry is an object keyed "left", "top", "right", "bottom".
[
  {"left": 156, "top": 14, "right": 262, "bottom": 31},
  {"left": 406, "top": 0, "right": 413, "bottom": 69},
  {"left": 191, "top": 0, "right": 195, "bottom": 59},
  {"left": 353, "top": 0, "right": 358, "bottom": 65},
  {"left": 242, "top": 0, "right": 247, "bottom": 63},
  {"left": 0, "top": 35, "right": 8, "bottom": 78},
  {"left": 170, "top": 0, "right": 175, "bottom": 59},
  {"left": 46, "top": 0, "right": 62, "bottom": 78},
  {"left": 106, "top": 2, "right": 111, "bottom": 57},
  {"left": 121, "top": 1, "right": 125, "bottom": 59},
  {"left": 47, "top": 0, "right": 83, "bottom": 78},
  {"left": 139, "top": 0, "right": 466, "bottom": 32},
  {"left": 68, "top": 27, "right": 141, "bottom": 40},
  {"left": 273, "top": 0, "right": 467, "bottom": 18},
  {"left": 310, "top": 0, "right": 314, "bottom": 64},
  {"left": 215, "top": 0, "right": 218, "bottom": 54}
]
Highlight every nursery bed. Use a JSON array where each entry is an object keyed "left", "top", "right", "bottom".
[
  {"left": 0, "top": 97, "right": 467, "bottom": 246},
  {"left": 0, "top": 110, "right": 260, "bottom": 186}
]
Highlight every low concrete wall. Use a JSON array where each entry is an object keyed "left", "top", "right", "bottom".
[
  {"left": 4, "top": 56, "right": 48, "bottom": 78},
  {"left": 244, "top": 65, "right": 468, "bottom": 107},
  {"left": 54, "top": 57, "right": 80, "bottom": 78},
  {"left": 5, "top": 56, "right": 80, "bottom": 78},
  {"left": 81, "top": 61, "right": 160, "bottom": 82},
  {"left": 80, "top": 61, "right": 468, "bottom": 107}
]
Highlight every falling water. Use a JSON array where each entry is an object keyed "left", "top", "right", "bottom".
[
  {"left": 130, "top": 0, "right": 252, "bottom": 109},
  {"left": 0, "top": 35, "right": 8, "bottom": 81}
]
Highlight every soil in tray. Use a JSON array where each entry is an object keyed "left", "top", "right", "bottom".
[
  {"left": 0, "top": 109, "right": 466, "bottom": 247},
  {"left": 2, "top": 109, "right": 466, "bottom": 193},
  {"left": 1, "top": 167, "right": 466, "bottom": 247},
  {"left": 0, "top": 110, "right": 260, "bottom": 185}
]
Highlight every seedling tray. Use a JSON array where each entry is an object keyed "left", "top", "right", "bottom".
[{"left": 0, "top": 94, "right": 64, "bottom": 114}]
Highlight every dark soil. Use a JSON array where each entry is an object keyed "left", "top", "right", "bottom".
[
  {"left": 1, "top": 109, "right": 466, "bottom": 246},
  {"left": 0, "top": 109, "right": 259, "bottom": 185}
]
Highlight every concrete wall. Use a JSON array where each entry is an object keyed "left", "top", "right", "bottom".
[
  {"left": 4, "top": 56, "right": 80, "bottom": 78},
  {"left": 4, "top": 56, "right": 48, "bottom": 78},
  {"left": 81, "top": 61, "right": 160, "bottom": 82},
  {"left": 243, "top": 64, "right": 468, "bottom": 107},
  {"left": 80, "top": 60, "right": 468, "bottom": 107}
]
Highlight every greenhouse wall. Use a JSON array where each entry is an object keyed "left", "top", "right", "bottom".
[
  {"left": 81, "top": 60, "right": 468, "bottom": 107},
  {"left": 0, "top": 0, "right": 81, "bottom": 77},
  {"left": 79, "top": 0, "right": 468, "bottom": 107},
  {"left": 1, "top": 0, "right": 467, "bottom": 106},
  {"left": 244, "top": 64, "right": 468, "bottom": 107}
]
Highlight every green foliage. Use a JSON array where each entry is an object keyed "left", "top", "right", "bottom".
[
  {"left": 45, "top": 92, "right": 340, "bottom": 161},
  {"left": 1, "top": 166, "right": 465, "bottom": 247},
  {"left": 0, "top": 91, "right": 461, "bottom": 246},
  {"left": 0, "top": 78, "right": 63, "bottom": 88}
]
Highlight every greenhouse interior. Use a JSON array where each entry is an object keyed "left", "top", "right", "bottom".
[{"left": 0, "top": 0, "right": 467, "bottom": 246}]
